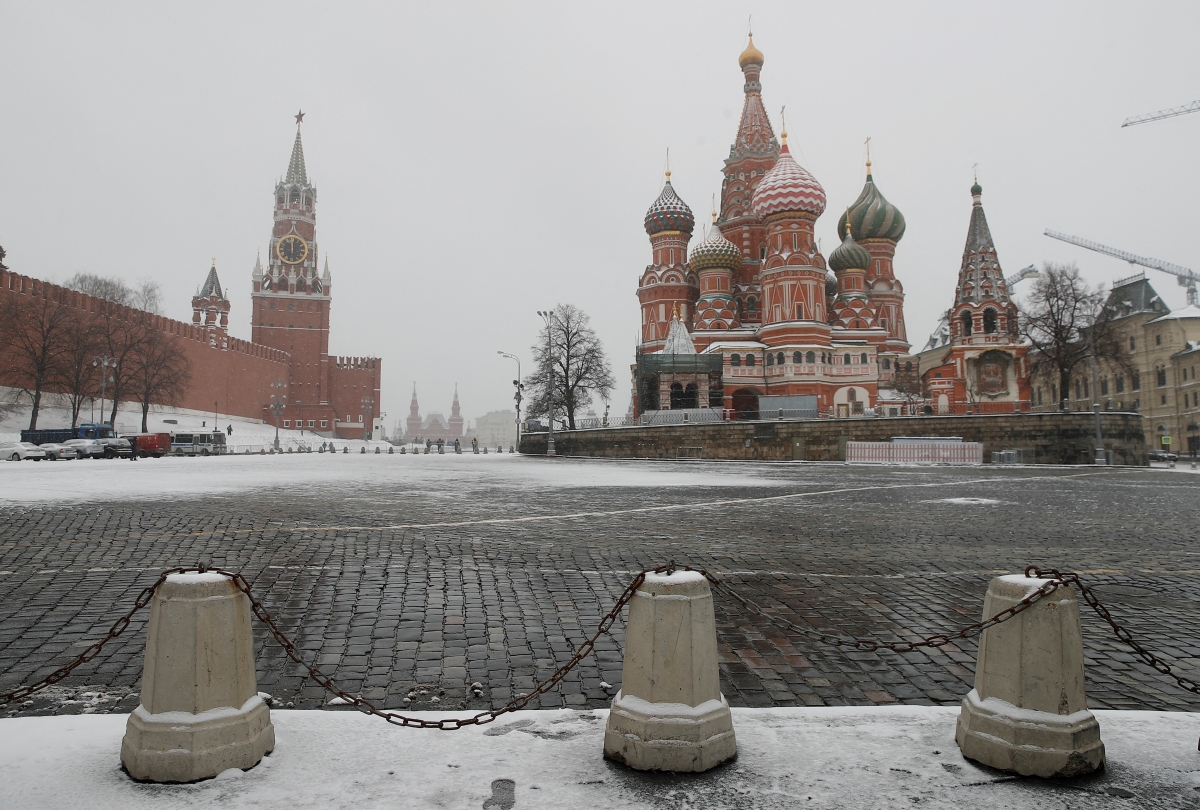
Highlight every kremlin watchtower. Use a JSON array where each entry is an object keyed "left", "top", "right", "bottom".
[{"left": 192, "top": 262, "right": 231, "bottom": 350}]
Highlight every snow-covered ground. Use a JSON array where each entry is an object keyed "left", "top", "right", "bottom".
[
  {"left": 0, "top": 450, "right": 787, "bottom": 506},
  {"left": 1, "top": 707, "right": 1195, "bottom": 808},
  {"left": 0, "top": 387, "right": 317, "bottom": 450}
]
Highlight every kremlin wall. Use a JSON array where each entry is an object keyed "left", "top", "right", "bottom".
[{"left": 0, "top": 117, "right": 382, "bottom": 439}]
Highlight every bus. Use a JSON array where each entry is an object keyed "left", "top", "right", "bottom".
[{"left": 169, "top": 431, "right": 228, "bottom": 456}]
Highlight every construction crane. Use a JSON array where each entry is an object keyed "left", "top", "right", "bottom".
[
  {"left": 1044, "top": 229, "right": 1198, "bottom": 306},
  {"left": 1122, "top": 100, "right": 1200, "bottom": 128},
  {"left": 1006, "top": 265, "right": 1039, "bottom": 287}
]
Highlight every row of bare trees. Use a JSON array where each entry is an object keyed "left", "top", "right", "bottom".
[{"left": 0, "top": 270, "right": 192, "bottom": 432}]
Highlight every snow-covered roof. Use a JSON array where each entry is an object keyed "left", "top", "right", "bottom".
[
  {"left": 662, "top": 315, "right": 697, "bottom": 354},
  {"left": 1147, "top": 304, "right": 1200, "bottom": 324},
  {"left": 922, "top": 312, "right": 952, "bottom": 352},
  {"left": 701, "top": 340, "right": 767, "bottom": 352}
]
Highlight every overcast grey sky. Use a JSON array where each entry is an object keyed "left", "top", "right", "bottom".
[{"left": 2, "top": 2, "right": 1197, "bottom": 425}]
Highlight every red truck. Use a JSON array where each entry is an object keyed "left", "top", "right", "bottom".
[{"left": 123, "top": 433, "right": 172, "bottom": 458}]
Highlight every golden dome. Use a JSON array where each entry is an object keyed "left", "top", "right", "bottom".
[{"left": 738, "top": 34, "right": 764, "bottom": 69}]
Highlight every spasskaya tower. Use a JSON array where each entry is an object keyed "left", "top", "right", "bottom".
[{"left": 251, "top": 112, "right": 381, "bottom": 438}]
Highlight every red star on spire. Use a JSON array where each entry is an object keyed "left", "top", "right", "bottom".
[{"left": 295, "top": 110, "right": 305, "bottom": 126}]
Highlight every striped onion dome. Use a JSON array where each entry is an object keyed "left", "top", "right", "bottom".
[
  {"left": 751, "top": 144, "right": 826, "bottom": 220},
  {"left": 644, "top": 176, "right": 695, "bottom": 236},
  {"left": 836, "top": 166, "right": 906, "bottom": 242},
  {"left": 828, "top": 227, "right": 871, "bottom": 273},
  {"left": 689, "top": 223, "right": 741, "bottom": 271}
]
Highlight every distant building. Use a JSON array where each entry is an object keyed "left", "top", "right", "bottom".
[
  {"left": 403, "top": 384, "right": 466, "bottom": 444},
  {"left": 1032, "top": 272, "right": 1200, "bottom": 455},
  {"left": 473, "top": 410, "right": 516, "bottom": 448}
]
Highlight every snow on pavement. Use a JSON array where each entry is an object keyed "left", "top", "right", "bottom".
[
  {"left": 0, "top": 452, "right": 786, "bottom": 506},
  {"left": 1, "top": 707, "right": 1196, "bottom": 809}
]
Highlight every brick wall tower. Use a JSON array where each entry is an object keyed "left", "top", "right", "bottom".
[
  {"left": 251, "top": 112, "right": 334, "bottom": 428},
  {"left": 836, "top": 158, "right": 909, "bottom": 355},
  {"left": 192, "top": 261, "right": 231, "bottom": 349},
  {"left": 637, "top": 172, "right": 697, "bottom": 351},
  {"left": 449, "top": 384, "right": 464, "bottom": 439},
  {"left": 718, "top": 34, "right": 780, "bottom": 326}
]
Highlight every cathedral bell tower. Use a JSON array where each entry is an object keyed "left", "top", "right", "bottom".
[{"left": 251, "top": 111, "right": 333, "bottom": 420}]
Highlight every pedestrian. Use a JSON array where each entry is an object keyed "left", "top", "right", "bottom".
[
  {"left": 227, "top": 424, "right": 233, "bottom": 437},
  {"left": 128, "top": 435, "right": 138, "bottom": 461},
  {"left": 454, "top": 438, "right": 460, "bottom": 452}
]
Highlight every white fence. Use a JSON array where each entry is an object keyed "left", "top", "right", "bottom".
[{"left": 846, "top": 441, "right": 983, "bottom": 465}]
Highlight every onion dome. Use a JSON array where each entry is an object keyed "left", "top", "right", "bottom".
[
  {"left": 836, "top": 162, "right": 906, "bottom": 242},
  {"left": 689, "top": 221, "right": 741, "bottom": 271},
  {"left": 751, "top": 139, "right": 826, "bottom": 220},
  {"left": 739, "top": 33, "right": 764, "bottom": 69},
  {"left": 644, "top": 172, "right": 695, "bottom": 236},
  {"left": 825, "top": 273, "right": 838, "bottom": 298},
  {"left": 828, "top": 224, "right": 871, "bottom": 272}
]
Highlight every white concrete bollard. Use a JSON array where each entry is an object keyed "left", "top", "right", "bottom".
[
  {"left": 603, "top": 570, "right": 736, "bottom": 772},
  {"left": 955, "top": 575, "right": 1104, "bottom": 777},
  {"left": 121, "top": 573, "right": 275, "bottom": 782}
]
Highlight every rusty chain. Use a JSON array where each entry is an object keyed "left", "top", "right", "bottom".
[
  {"left": 0, "top": 567, "right": 188, "bottom": 707},
  {"left": 3, "top": 562, "right": 1198, "bottom": 722},
  {"left": 698, "top": 566, "right": 1067, "bottom": 654},
  {"left": 1028, "top": 567, "right": 1200, "bottom": 695}
]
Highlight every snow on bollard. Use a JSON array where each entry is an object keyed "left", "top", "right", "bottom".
[
  {"left": 603, "top": 570, "right": 736, "bottom": 772},
  {"left": 955, "top": 574, "right": 1104, "bottom": 777},
  {"left": 121, "top": 572, "right": 275, "bottom": 782}
]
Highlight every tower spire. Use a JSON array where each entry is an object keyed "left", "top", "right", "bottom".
[{"left": 286, "top": 112, "right": 308, "bottom": 185}]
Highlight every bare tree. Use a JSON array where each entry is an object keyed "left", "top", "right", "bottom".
[
  {"left": 890, "top": 366, "right": 926, "bottom": 411},
  {"left": 523, "top": 304, "right": 614, "bottom": 430},
  {"left": 129, "top": 326, "right": 191, "bottom": 432},
  {"left": 1020, "top": 263, "right": 1125, "bottom": 408},
  {"left": 63, "top": 274, "right": 162, "bottom": 426},
  {"left": 54, "top": 316, "right": 100, "bottom": 428},
  {"left": 5, "top": 286, "right": 73, "bottom": 430}
]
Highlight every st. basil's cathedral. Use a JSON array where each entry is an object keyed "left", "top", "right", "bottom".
[{"left": 633, "top": 35, "right": 1030, "bottom": 419}]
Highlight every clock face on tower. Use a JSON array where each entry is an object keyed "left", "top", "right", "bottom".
[{"left": 276, "top": 235, "right": 308, "bottom": 265}]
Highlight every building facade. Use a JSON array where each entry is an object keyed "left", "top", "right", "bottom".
[
  {"left": 634, "top": 35, "right": 913, "bottom": 419},
  {"left": 402, "top": 384, "right": 467, "bottom": 445},
  {"left": 1034, "top": 273, "right": 1200, "bottom": 455},
  {"left": 917, "top": 182, "right": 1031, "bottom": 413}
]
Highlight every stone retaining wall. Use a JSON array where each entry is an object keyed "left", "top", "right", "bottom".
[{"left": 519, "top": 412, "right": 1146, "bottom": 465}]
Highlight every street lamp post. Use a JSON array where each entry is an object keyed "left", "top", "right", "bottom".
[
  {"left": 536, "top": 310, "right": 556, "bottom": 456},
  {"left": 497, "top": 351, "right": 523, "bottom": 449},
  {"left": 270, "top": 379, "right": 286, "bottom": 451},
  {"left": 1088, "top": 341, "right": 1106, "bottom": 465},
  {"left": 92, "top": 356, "right": 117, "bottom": 425},
  {"left": 361, "top": 396, "right": 374, "bottom": 442}
]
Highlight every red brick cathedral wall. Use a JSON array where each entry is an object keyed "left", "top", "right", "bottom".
[{"left": 1, "top": 268, "right": 289, "bottom": 421}]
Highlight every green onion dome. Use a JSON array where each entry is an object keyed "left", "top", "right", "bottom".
[
  {"left": 689, "top": 222, "right": 741, "bottom": 271},
  {"left": 836, "top": 166, "right": 906, "bottom": 242},
  {"left": 828, "top": 225, "right": 871, "bottom": 272}
]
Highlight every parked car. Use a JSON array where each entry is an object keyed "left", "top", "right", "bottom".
[
  {"left": 39, "top": 443, "right": 80, "bottom": 460},
  {"left": 96, "top": 436, "right": 132, "bottom": 458},
  {"left": 63, "top": 438, "right": 107, "bottom": 459},
  {"left": 0, "top": 442, "right": 48, "bottom": 461},
  {"left": 1148, "top": 449, "right": 1178, "bottom": 462}
]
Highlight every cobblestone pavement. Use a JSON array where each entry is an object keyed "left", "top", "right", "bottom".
[{"left": 2, "top": 456, "right": 1199, "bottom": 718}]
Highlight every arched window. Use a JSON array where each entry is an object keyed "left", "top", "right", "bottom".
[
  {"left": 766, "top": 352, "right": 774, "bottom": 366},
  {"left": 844, "top": 353, "right": 852, "bottom": 365},
  {"left": 777, "top": 352, "right": 784, "bottom": 366},
  {"left": 960, "top": 311, "right": 973, "bottom": 336},
  {"left": 905, "top": 361, "right": 913, "bottom": 372},
  {"left": 881, "top": 358, "right": 891, "bottom": 370},
  {"left": 793, "top": 351, "right": 802, "bottom": 364},
  {"left": 746, "top": 354, "right": 756, "bottom": 367},
  {"left": 747, "top": 297, "right": 757, "bottom": 313},
  {"left": 861, "top": 353, "right": 868, "bottom": 365},
  {"left": 847, "top": 389, "right": 857, "bottom": 402},
  {"left": 983, "top": 309, "right": 998, "bottom": 334},
  {"left": 731, "top": 354, "right": 741, "bottom": 367},
  {"left": 289, "top": 188, "right": 300, "bottom": 205},
  {"left": 1157, "top": 367, "right": 1167, "bottom": 387},
  {"left": 806, "top": 351, "right": 816, "bottom": 363},
  {"left": 276, "top": 192, "right": 284, "bottom": 205}
]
